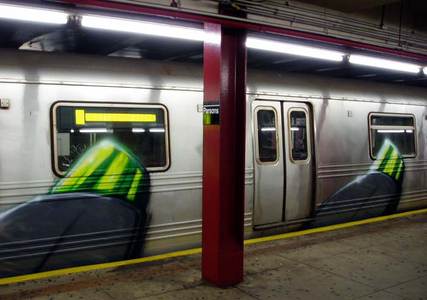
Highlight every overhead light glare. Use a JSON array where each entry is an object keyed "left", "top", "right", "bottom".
[
  {"left": 246, "top": 37, "right": 345, "bottom": 62},
  {"left": 349, "top": 54, "right": 421, "bottom": 74},
  {"left": 377, "top": 129, "right": 405, "bottom": 133},
  {"left": 149, "top": 128, "right": 165, "bottom": 133},
  {"left": 81, "top": 15, "right": 205, "bottom": 42},
  {"left": 79, "top": 128, "right": 111, "bottom": 133},
  {"left": 132, "top": 128, "right": 146, "bottom": 133},
  {"left": 0, "top": 3, "right": 68, "bottom": 24},
  {"left": 261, "top": 127, "right": 276, "bottom": 132},
  {"left": 423, "top": 67, "right": 427, "bottom": 75}
]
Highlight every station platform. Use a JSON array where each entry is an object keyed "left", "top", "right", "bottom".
[{"left": 1, "top": 212, "right": 426, "bottom": 300}]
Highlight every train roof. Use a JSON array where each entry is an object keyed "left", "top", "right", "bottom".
[{"left": 0, "top": 49, "right": 426, "bottom": 106}]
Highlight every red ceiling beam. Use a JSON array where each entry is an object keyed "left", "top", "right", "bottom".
[{"left": 59, "top": 0, "right": 427, "bottom": 63}]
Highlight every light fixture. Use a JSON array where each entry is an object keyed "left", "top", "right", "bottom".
[
  {"left": 79, "top": 128, "right": 111, "bottom": 133},
  {"left": 132, "top": 128, "right": 146, "bottom": 133},
  {"left": 349, "top": 54, "right": 421, "bottom": 74},
  {"left": 81, "top": 15, "right": 205, "bottom": 42},
  {"left": 0, "top": 3, "right": 68, "bottom": 24},
  {"left": 423, "top": 67, "right": 427, "bottom": 75},
  {"left": 290, "top": 127, "right": 300, "bottom": 131},
  {"left": 246, "top": 37, "right": 345, "bottom": 62}
]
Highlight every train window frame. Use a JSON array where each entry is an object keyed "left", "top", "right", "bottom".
[
  {"left": 287, "top": 107, "right": 311, "bottom": 164},
  {"left": 368, "top": 112, "right": 417, "bottom": 160},
  {"left": 254, "top": 106, "right": 280, "bottom": 165},
  {"left": 50, "top": 101, "right": 170, "bottom": 177}
]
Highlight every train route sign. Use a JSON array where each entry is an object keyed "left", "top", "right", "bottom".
[{"left": 203, "top": 103, "right": 220, "bottom": 125}]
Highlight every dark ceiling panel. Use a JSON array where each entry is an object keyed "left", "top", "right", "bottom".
[{"left": 0, "top": 19, "right": 65, "bottom": 48}]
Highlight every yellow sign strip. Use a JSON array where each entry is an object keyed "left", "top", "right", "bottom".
[
  {"left": 75, "top": 109, "right": 156, "bottom": 125},
  {"left": 1, "top": 208, "right": 426, "bottom": 286},
  {"left": 75, "top": 109, "right": 85, "bottom": 125}
]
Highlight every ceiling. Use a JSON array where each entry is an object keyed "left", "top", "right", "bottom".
[
  {"left": 296, "top": 0, "right": 401, "bottom": 13},
  {"left": 296, "top": 0, "right": 427, "bottom": 30},
  {"left": 247, "top": 33, "right": 427, "bottom": 87},
  {"left": 0, "top": 8, "right": 426, "bottom": 88}
]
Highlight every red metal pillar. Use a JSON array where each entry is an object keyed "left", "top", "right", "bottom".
[{"left": 202, "top": 23, "right": 247, "bottom": 287}]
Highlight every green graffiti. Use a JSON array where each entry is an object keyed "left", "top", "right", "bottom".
[
  {"left": 50, "top": 139, "right": 146, "bottom": 203},
  {"left": 371, "top": 139, "right": 404, "bottom": 182}
]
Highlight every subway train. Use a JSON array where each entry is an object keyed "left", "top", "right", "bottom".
[{"left": 0, "top": 49, "right": 426, "bottom": 278}]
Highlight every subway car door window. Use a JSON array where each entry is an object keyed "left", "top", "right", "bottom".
[
  {"left": 256, "top": 108, "right": 278, "bottom": 163},
  {"left": 289, "top": 109, "right": 309, "bottom": 162}
]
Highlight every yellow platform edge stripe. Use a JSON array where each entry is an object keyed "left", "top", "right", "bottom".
[{"left": 1, "top": 207, "right": 426, "bottom": 286}]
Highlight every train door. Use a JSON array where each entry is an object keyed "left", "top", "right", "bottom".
[{"left": 253, "top": 101, "right": 313, "bottom": 227}]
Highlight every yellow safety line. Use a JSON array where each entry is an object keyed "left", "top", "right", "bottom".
[
  {"left": 1, "top": 208, "right": 426, "bottom": 286},
  {"left": 0, "top": 248, "right": 202, "bottom": 286},
  {"left": 244, "top": 207, "right": 427, "bottom": 245}
]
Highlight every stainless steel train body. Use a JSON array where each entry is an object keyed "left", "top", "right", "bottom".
[{"left": 0, "top": 49, "right": 426, "bottom": 277}]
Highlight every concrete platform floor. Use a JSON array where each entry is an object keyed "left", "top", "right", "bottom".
[{"left": 1, "top": 214, "right": 426, "bottom": 300}]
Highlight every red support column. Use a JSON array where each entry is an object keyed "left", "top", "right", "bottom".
[{"left": 202, "top": 23, "right": 247, "bottom": 287}]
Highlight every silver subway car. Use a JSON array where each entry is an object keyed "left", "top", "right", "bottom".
[{"left": 0, "top": 49, "right": 426, "bottom": 277}]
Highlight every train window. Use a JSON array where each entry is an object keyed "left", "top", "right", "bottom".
[
  {"left": 369, "top": 113, "right": 416, "bottom": 158},
  {"left": 289, "top": 109, "right": 309, "bottom": 162},
  {"left": 256, "top": 108, "right": 278, "bottom": 163},
  {"left": 52, "top": 102, "right": 169, "bottom": 175}
]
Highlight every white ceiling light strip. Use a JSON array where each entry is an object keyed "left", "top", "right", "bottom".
[
  {"left": 81, "top": 15, "right": 206, "bottom": 42},
  {"left": 1, "top": 3, "right": 425, "bottom": 76},
  {"left": 0, "top": 3, "right": 68, "bottom": 24},
  {"left": 246, "top": 37, "right": 345, "bottom": 62},
  {"left": 349, "top": 54, "right": 421, "bottom": 74}
]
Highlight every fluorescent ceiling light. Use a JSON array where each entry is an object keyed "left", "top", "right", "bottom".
[
  {"left": 81, "top": 15, "right": 205, "bottom": 42},
  {"left": 349, "top": 54, "right": 421, "bottom": 74},
  {"left": 290, "top": 127, "right": 300, "bottom": 131},
  {"left": 79, "top": 128, "right": 111, "bottom": 133},
  {"left": 132, "top": 128, "right": 146, "bottom": 133},
  {"left": 246, "top": 37, "right": 345, "bottom": 62},
  {"left": 0, "top": 3, "right": 68, "bottom": 24},
  {"left": 423, "top": 67, "right": 427, "bottom": 75}
]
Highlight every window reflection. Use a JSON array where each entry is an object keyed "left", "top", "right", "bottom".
[
  {"left": 54, "top": 104, "right": 168, "bottom": 174},
  {"left": 370, "top": 114, "right": 416, "bottom": 158},
  {"left": 257, "top": 109, "right": 277, "bottom": 162},
  {"left": 290, "top": 110, "right": 308, "bottom": 161}
]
